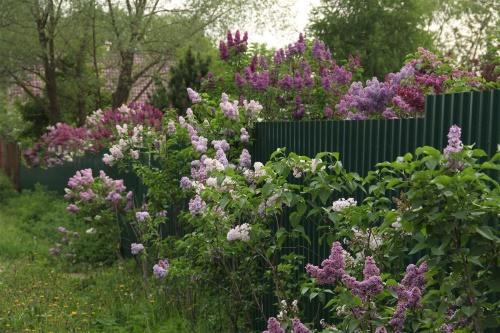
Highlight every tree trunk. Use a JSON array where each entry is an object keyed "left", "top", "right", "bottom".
[{"left": 112, "top": 50, "right": 135, "bottom": 108}]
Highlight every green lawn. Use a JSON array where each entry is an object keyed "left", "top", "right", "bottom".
[{"left": 0, "top": 189, "right": 200, "bottom": 333}]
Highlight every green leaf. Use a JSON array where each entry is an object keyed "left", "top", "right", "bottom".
[
  {"left": 409, "top": 242, "right": 428, "bottom": 255},
  {"left": 475, "top": 226, "right": 499, "bottom": 242}
]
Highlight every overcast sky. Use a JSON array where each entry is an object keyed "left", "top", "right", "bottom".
[{"left": 240, "top": 0, "right": 321, "bottom": 48}]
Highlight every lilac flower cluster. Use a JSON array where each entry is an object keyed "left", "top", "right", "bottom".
[
  {"left": 131, "top": 243, "right": 145, "bottom": 255},
  {"left": 262, "top": 317, "right": 311, "bottom": 333},
  {"left": 187, "top": 88, "right": 202, "bottom": 103},
  {"left": 219, "top": 30, "right": 248, "bottom": 61},
  {"left": 153, "top": 259, "right": 169, "bottom": 279},
  {"left": 189, "top": 195, "right": 206, "bottom": 215},
  {"left": 26, "top": 104, "right": 164, "bottom": 168},
  {"left": 226, "top": 223, "right": 251, "bottom": 242},
  {"left": 389, "top": 262, "right": 428, "bottom": 332},
  {"left": 443, "top": 125, "right": 464, "bottom": 171},
  {"left": 65, "top": 169, "right": 127, "bottom": 212},
  {"left": 305, "top": 241, "right": 346, "bottom": 285}
]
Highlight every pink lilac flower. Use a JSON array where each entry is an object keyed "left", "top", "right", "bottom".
[
  {"left": 136, "top": 211, "right": 150, "bottom": 222},
  {"left": 187, "top": 88, "right": 201, "bottom": 103},
  {"left": 79, "top": 189, "right": 96, "bottom": 201},
  {"left": 153, "top": 259, "right": 169, "bottom": 279},
  {"left": 305, "top": 241, "right": 346, "bottom": 284},
  {"left": 292, "top": 318, "right": 311, "bottom": 333},
  {"left": 263, "top": 317, "right": 285, "bottom": 333},
  {"left": 189, "top": 195, "right": 206, "bottom": 215},
  {"left": 239, "top": 149, "right": 252, "bottom": 169},
  {"left": 125, "top": 191, "right": 134, "bottom": 210},
  {"left": 66, "top": 204, "right": 80, "bottom": 214},
  {"left": 57, "top": 226, "right": 67, "bottom": 234},
  {"left": 131, "top": 243, "right": 145, "bottom": 255},
  {"left": 240, "top": 128, "right": 250, "bottom": 142}
]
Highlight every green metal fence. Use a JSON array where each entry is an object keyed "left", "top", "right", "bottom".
[{"left": 254, "top": 89, "right": 499, "bottom": 170}]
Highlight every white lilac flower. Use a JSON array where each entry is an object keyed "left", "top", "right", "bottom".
[
  {"left": 253, "top": 162, "right": 266, "bottom": 177},
  {"left": 130, "top": 150, "right": 139, "bottom": 159},
  {"left": 331, "top": 198, "right": 357, "bottom": 212},
  {"left": 86, "top": 227, "right": 96, "bottom": 234},
  {"left": 391, "top": 216, "right": 402, "bottom": 229},
  {"left": 311, "top": 158, "right": 323, "bottom": 173},
  {"left": 226, "top": 223, "right": 251, "bottom": 242},
  {"left": 206, "top": 177, "right": 218, "bottom": 187},
  {"left": 116, "top": 124, "right": 128, "bottom": 135},
  {"left": 243, "top": 99, "right": 263, "bottom": 118}
]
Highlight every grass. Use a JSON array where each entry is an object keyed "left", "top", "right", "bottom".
[{"left": 0, "top": 187, "right": 212, "bottom": 333}]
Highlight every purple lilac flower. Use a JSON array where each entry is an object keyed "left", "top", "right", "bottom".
[
  {"left": 235, "top": 73, "right": 246, "bottom": 88},
  {"left": 219, "top": 41, "right": 229, "bottom": 60},
  {"left": 389, "top": 262, "right": 428, "bottom": 333},
  {"left": 187, "top": 88, "right": 201, "bottom": 103},
  {"left": 312, "top": 39, "right": 332, "bottom": 62},
  {"left": 153, "top": 259, "right": 169, "bottom": 279},
  {"left": 292, "top": 318, "right": 311, "bottom": 333},
  {"left": 66, "top": 204, "right": 80, "bottom": 214},
  {"left": 239, "top": 149, "right": 252, "bottom": 169},
  {"left": 293, "top": 72, "right": 303, "bottom": 89},
  {"left": 189, "top": 195, "right": 206, "bottom": 215},
  {"left": 293, "top": 96, "right": 305, "bottom": 120},
  {"left": 180, "top": 177, "right": 192, "bottom": 189},
  {"left": 443, "top": 125, "right": 464, "bottom": 166},
  {"left": 263, "top": 317, "right": 285, "bottom": 333},
  {"left": 274, "top": 49, "right": 285, "bottom": 65},
  {"left": 341, "top": 256, "right": 383, "bottom": 301},
  {"left": 131, "top": 243, "right": 145, "bottom": 255},
  {"left": 240, "top": 128, "right": 250, "bottom": 143},
  {"left": 324, "top": 106, "right": 333, "bottom": 119},
  {"left": 305, "top": 241, "right": 346, "bottom": 284},
  {"left": 212, "top": 139, "right": 230, "bottom": 152},
  {"left": 382, "top": 108, "right": 397, "bottom": 119},
  {"left": 251, "top": 71, "right": 270, "bottom": 91},
  {"left": 220, "top": 93, "right": 239, "bottom": 120},
  {"left": 136, "top": 211, "right": 150, "bottom": 222},
  {"left": 302, "top": 62, "right": 314, "bottom": 87},
  {"left": 388, "top": 64, "right": 415, "bottom": 85},
  {"left": 192, "top": 136, "right": 208, "bottom": 153},
  {"left": 278, "top": 75, "right": 294, "bottom": 91},
  {"left": 215, "top": 149, "right": 229, "bottom": 166}
]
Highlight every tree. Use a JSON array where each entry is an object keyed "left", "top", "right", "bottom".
[
  {"left": 309, "top": 0, "right": 436, "bottom": 79},
  {"left": 429, "top": 0, "right": 499, "bottom": 69},
  {"left": 104, "top": 0, "right": 291, "bottom": 108}
]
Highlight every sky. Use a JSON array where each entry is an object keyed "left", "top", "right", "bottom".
[{"left": 237, "top": 0, "right": 321, "bottom": 48}]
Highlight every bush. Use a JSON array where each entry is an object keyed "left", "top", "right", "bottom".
[{"left": 0, "top": 170, "right": 17, "bottom": 203}]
